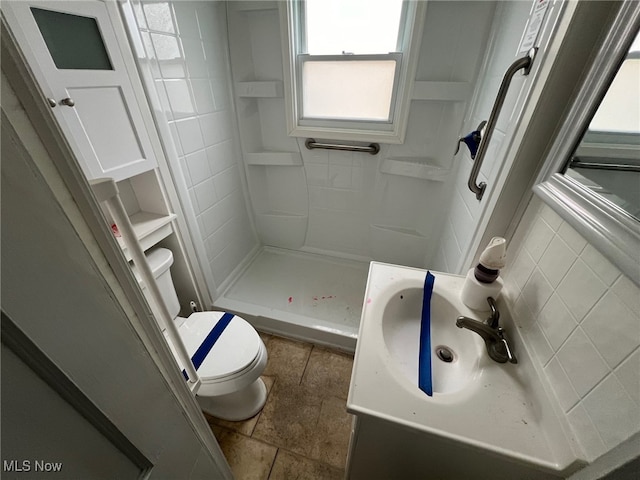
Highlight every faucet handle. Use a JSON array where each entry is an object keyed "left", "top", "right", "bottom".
[
  {"left": 497, "top": 328, "right": 517, "bottom": 364},
  {"left": 485, "top": 297, "right": 500, "bottom": 329}
]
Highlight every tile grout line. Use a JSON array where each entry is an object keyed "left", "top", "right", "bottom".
[
  {"left": 298, "top": 345, "right": 315, "bottom": 386},
  {"left": 266, "top": 447, "right": 280, "bottom": 480}
]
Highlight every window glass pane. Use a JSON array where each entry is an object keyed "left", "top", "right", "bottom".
[
  {"left": 589, "top": 57, "right": 640, "bottom": 133},
  {"left": 31, "top": 8, "right": 113, "bottom": 70},
  {"left": 305, "top": 0, "right": 403, "bottom": 55},
  {"left": 302, "top": 60, "right": 396, "bottom": 121}
]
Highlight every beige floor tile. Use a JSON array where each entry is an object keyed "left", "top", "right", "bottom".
[
  {"left": 206, "top": 376, "right": 276, "bottom": 436},
  {"left": 309, "top": 396, "right": 353, "bottom": 469},
  {"left": 263, "top": 336, "right": 312, "bottom": 385},
  {"left": 211, "top": 426, "right": 277, "bottom": 480},
  {"left": 269, "top": 449, "right": 344, "bottom": 480},
  {"left": 252, "top": 382, "right": 323, "bottom": 457},
  {"left": 301, "top": 346, "right": 354, "bottom": 400}
]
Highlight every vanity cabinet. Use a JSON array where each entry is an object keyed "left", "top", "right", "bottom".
[{"left": 347, "top": 413, "right": 563, "bottom": 480}]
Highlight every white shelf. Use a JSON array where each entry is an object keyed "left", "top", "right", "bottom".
[
  {"left": 381, "top": 158, "right": 450, "bottom": 181},
  {"left": 245, "top": 152, "right": 303, "bottom": 166},
  {"left": 236, "top": 81, "right": 283, "bottom": 98},
  {"left": 116, "top": 211, "right": 176, "bottom": 260},
  {"left": 412, "top": 81, "right": 471, "bottom": 101}
]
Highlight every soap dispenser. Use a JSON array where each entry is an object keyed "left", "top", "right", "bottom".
[{"left": 461, "top": 237, "right": 506, "bottom": 311}]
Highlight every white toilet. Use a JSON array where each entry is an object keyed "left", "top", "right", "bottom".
[{"left": 138, "top": 247, "right": 268, "bottom": 421}]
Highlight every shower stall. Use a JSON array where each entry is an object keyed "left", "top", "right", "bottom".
[{"left": 124, "top": 0, "right": 537, "bottom": 350}]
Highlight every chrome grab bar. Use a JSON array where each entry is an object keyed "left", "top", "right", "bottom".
[
  {"left": 569, "top": 158, "right": 640, "bottom": 173},
  {"left": 468, "top": 47, "right": 537, "bottom": 200},
  {"left": 305, "top": 138, "right": 380, "bottom": 155}
]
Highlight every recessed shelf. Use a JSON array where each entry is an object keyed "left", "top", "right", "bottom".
[
  {"left": 245, "top": 152, "right": 303, "bottom": 166},
  {"left": 236, "top": 81, "right": 283, "bottom": 98},
  {"left": 381, "top": 158, "right": 450, "bottom": 181},
  {"left": 116, "top": 211, "right": 176, "bottom": 260},
  {"left": 412, "top": 81, "right": 471, "bottom": 101}
]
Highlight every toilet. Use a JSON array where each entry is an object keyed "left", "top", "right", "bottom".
[{"left": 136, "top": 247, "right": 268, "bottom": 421}]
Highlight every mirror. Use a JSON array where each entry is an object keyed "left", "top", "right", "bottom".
[
  {"left": 563, "top": 30, "right": 640, "bottom": 220},
  {"left": 534, "top": 4, "right": 640, "bottom": 286}
]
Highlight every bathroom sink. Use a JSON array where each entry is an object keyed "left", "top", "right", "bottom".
[
  {"left": 382, "top": 286, "right": 483, "bottom": 394},
  {"left": 347, "top": 263, "right": 584, "bottom": 479}
]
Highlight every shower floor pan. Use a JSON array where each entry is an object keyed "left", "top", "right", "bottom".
[{"left": 214, "top": 247, "right": 369, "bottom": 352}]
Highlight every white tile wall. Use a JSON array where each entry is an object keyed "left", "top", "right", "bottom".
[
  {"left": 135, "top": 1, "right": 257, "bottom": 293},
  {"left": 502, "top": 198, "right": 640, "bottom": 462},
  {"left": 432, "top": 1, "right": 533, "bottom": 274}
]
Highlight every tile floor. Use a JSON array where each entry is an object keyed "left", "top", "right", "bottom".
[{"left": 204, "top": 333, "right": 354, "bottom": 480}]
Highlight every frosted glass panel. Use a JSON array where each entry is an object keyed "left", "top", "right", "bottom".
[
  {"left": 31, "top": 8, "right": 113, "bottom": 70},
  {"left": 302, "top": 60, "right": 396, "bottom": 121}
]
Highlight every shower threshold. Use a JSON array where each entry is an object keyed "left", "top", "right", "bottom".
[{"left": 214, "top": 247, "right": 369, "bottom": 352}]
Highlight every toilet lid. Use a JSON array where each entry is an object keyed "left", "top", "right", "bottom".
[{"left": 178, "top": 312, "right": 262, "bottom": 381}]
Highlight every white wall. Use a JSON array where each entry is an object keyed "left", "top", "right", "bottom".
[
  {"left": 132, "top": 1, "right": 258, "bottom": 296},
  {"left": 501, "top": 197, "right": 640, "bottom": 463},
  {"left": 227, "top": 1, "right": 496, "bottom": 267}
]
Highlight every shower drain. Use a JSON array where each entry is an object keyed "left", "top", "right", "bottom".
[{"left": 435, "top": 346, "right": 455, "bottom": 363}]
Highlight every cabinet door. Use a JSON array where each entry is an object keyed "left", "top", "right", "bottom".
[{"left": 3, "top": 0, "right": 158, "bottom": 182}]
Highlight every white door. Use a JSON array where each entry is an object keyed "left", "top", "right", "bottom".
[{"left": 2, "top": 0, "right": 158, "bottom": 182}]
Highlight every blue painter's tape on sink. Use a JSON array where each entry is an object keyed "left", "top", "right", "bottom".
[{"left": 419, "top": 271, "right": 435, "bottom": 396}]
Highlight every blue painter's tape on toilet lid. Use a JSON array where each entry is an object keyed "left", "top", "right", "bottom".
[{"left": 179, "top": 312, "right": 261, "bottom": 380}]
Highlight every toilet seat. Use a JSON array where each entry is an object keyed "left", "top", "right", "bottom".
[{"left": 177, "top": 312, "right": 262, "bottom": 382}]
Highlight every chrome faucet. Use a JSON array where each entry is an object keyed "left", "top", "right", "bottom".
[{"left": 456, "top": 297, "right": 517, "bottom": 364}]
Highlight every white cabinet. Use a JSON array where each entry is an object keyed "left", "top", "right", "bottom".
[
  {"left": 3, "top": 0, "right": 209, "bottom": 313},
  {"left": 3, "top": 0, "right": 158, "bottom": 182}
]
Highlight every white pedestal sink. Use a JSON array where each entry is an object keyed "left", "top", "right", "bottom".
[{"left": 346, "top": 263, "right": 585, "bottom": 480}]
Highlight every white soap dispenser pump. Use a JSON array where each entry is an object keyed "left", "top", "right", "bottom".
[{"left": 461, "top": 237, "right": 507, "bottom": 311}]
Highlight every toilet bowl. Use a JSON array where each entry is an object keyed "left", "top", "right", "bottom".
[{"left": 136, "top": 248, "right": 268, "bottom": 421}]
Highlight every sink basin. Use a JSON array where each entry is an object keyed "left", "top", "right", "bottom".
[
  {"left": 347, "top": 262, "right": 584, "bottom": 479},
  {"left": 383, "top": 286, "right": 482, "bottom": 394}
]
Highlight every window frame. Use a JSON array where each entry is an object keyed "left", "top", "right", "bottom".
[{"left": 280, "top": 0, "right": 427, "bottom": 144}]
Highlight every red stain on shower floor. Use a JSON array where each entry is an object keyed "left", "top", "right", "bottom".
[{"left": 288, "top": 296, "right": 293, "bottom": 303}]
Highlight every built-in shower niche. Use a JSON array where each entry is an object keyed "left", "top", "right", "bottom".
[{"left": 245, "top": 157, "right": 308, "bottom": 249}]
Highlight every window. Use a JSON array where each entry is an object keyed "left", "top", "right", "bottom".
[{"left": 282, "top": 0, "right": 426, "bottom": 143}]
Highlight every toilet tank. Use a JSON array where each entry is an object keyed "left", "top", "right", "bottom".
[{"left": 133, "top": 248, "right": 181, "bottom": 323}]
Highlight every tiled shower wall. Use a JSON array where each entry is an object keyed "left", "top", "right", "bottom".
[
  {"left": 133, "top": 1, "right": 257, "bottom": 294},
  {"left": 501, "top": 197, "right": 640, "bottom": 462},
  {"left": 227, "top": 1, "right": 496, "bottom": 266},
  {"left": 431, "top": 1, "right": 533, "bottom": 274}
]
